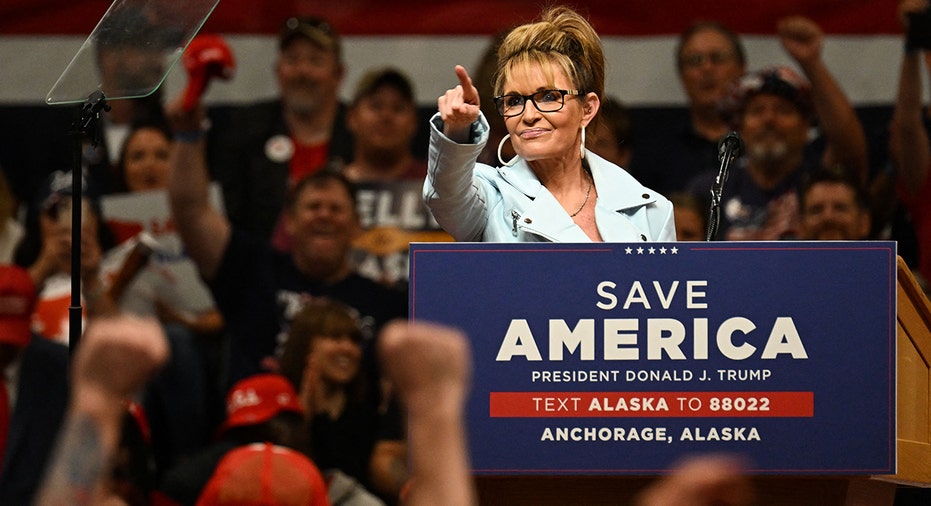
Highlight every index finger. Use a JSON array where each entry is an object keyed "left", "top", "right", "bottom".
[
  {"left": 454, "top": 65, "right": 479, "bottom": 104},
  {"left": 455, "top": 65, "right": 472, "bottom": 88}
]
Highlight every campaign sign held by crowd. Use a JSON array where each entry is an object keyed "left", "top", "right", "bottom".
[{"left": 409, "top": 241, "right": 897, "bottom": 475}]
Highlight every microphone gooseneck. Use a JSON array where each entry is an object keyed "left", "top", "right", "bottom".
[{"left": 706, "top": 131, "right": 742, "bottom": 241}]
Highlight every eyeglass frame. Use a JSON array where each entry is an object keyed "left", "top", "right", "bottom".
[{"left": 493, "top": 89, "right": 583, "bottom": 118}]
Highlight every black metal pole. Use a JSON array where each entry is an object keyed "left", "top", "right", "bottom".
[{"left": 68, "top": 90, "right": 109, "bottom": 350}]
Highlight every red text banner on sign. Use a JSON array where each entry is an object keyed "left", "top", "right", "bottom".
[{"left": 490, "top": 391, "right": 815, "bottom": 418}]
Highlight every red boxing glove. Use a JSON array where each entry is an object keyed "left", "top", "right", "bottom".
[{"left": 181, "top": 34, "right": 235, "bottom": 112}]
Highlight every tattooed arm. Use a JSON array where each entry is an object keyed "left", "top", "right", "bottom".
[{"left": 33, "top": 316, "right": 169, "bottom": 506}]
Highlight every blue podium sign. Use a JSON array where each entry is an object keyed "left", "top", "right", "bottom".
[{"left": 409, "top": 241, "right": 897, "bottom": 475}]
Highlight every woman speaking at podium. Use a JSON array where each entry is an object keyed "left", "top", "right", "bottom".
[{"left": 424, "top": 5, "right": 675, "bottom": 243}]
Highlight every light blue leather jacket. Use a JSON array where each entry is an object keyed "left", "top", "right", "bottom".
[{"left": 423, "top": 112, "right": 676, "bottom": 242}]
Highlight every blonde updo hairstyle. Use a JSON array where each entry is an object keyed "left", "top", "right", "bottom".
[{"left": 493, "top": 6, "right": 605, "bottom": 115}]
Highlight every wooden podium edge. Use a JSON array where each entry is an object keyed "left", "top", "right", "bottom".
[{"left": 873, "top": 257, "right": 931, "bottom": 486}]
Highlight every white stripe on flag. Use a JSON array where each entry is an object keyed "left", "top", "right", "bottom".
[{"left": 0, "top": 34, "right": 904, "bottom": 106}]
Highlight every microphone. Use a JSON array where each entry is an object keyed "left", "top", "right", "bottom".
[
  {"left": 181, "top": 34, "right": 236, "bottom": 112},
  {"left": 706, "top": 131, "right": 743, "bottom": 241},
  {"left": 717, "top": 131, "right": 742, "bottom": 163}
]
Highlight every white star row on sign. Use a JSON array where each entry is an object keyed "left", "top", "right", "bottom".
[{"left": 625, "top": 246, "right": 679, "bottom": 255}]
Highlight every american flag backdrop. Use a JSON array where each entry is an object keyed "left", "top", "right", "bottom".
[{"left": 0, "top": 0, "right": 906, "bottom": 106}]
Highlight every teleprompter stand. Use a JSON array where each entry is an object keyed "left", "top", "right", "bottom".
[{"left": 46, "top": 0, "right": 220, "bottom": 349}]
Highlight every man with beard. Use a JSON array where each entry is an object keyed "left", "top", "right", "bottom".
[
  {"left": 797, "top": 166, "right": 871, "bottom": 240},
  {"left": 208, "top": 16, "right": 354, "bottom": 249},
  {"left": 687, "top": 16, "right": 868, "bottom": 241}
]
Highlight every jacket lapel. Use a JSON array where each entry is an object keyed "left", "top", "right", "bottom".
[{"left": 495, "top": 152, "right": 660, "bottom": 242}]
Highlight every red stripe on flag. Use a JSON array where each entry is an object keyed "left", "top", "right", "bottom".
[{"left": 0, "top": 0, "right": 900, "bottom": 36}]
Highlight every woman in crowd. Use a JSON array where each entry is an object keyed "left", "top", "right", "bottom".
[
  {"left": 279, "top": 299, "right": 406, "bottom": 505},
  {"left": 424, "top": 5, "right": 675, "bottom": 243},
  {"left": 115, "top": 122, "right": 173, "bottom": 193},
  {"left": 13, "top": 170, "right": 114, "bottom": 343},
  {"left": 109, "top": 121, "right": 224, "bottom": 332}
]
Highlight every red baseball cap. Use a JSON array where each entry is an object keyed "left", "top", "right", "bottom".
[
  {"left": 220, "top": 374, "right": 303, "bottom": 434},
  {"left": 0, "top": 265, "right": 37, "bottom": 347},
  {"left": 196, "top": 443, "right": 331, "bottom": 506}
]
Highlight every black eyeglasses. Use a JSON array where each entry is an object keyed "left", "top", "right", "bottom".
[{"left": 493, "top": 89, "right": 582, "bottom": 117}]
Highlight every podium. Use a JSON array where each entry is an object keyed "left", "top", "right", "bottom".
[
  {"left": 409, "top": 243, "right": 930, "bottom": 505},
  {"left": 885, "top": 257, "right": 931, "bottom": 486},
  {"left": 472, "top": 256, "right": 931, "bottom": 505}
]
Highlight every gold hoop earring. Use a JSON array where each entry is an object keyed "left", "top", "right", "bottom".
[{"left": 497, "top": 134, "right": 517, "bottom": 167}]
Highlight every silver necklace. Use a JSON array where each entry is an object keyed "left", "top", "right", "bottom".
[{"left": 569, "top": 173, "right": 593, "bottom": 217}]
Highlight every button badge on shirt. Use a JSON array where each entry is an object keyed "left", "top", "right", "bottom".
[{"left": 265, "top": 135, "right": 295, "bottom": 164}]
